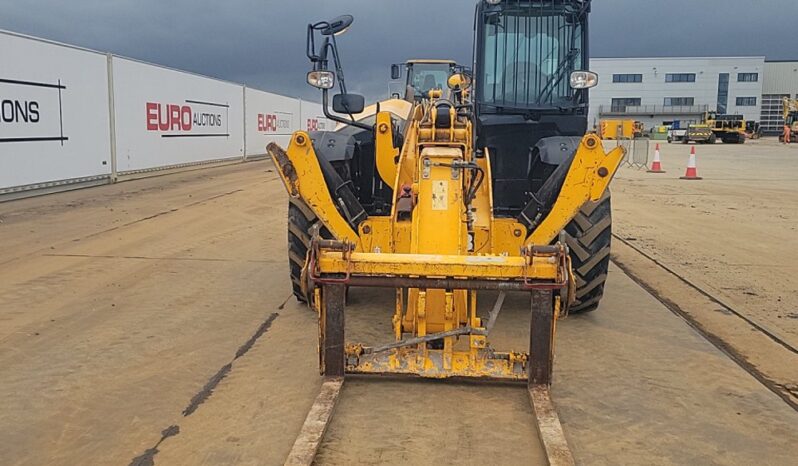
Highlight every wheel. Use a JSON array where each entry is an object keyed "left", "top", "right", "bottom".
[
  {"left": 682, "top": 137, "right": 689, "bottom": 144},
  {"left": 709, "top": 134, "right": 717, "bottom": 144},
  {"left": 287, "top": 197, "right": 330, "bottom": 303},
  {"left": 667, "top": 137, "right": 672, "bottom": 143},
  {"left": 562, "top": 191, "right": 612, "bottom": 314}
]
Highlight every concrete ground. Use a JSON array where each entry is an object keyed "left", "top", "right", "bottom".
[
  {"left": 611, "top": 137, "right": 798, "bottom": 406},
  {"left": 1, "top": 150, "right": 797, "bottom": 465}
]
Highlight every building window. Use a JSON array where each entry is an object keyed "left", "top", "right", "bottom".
[
  {"left": 664, "top": 97, "right": 695, "bottom": 106},
  {"left": 612, "top": 74, "right": 643, "bottom": 83},
  {"left": 611, "top": 97, "right": 642, "bottom": 112},
  {"left": 665, "top": 73, "right": 696, "bottom": 83},
  {"left": 736, "top": 97, "right": 757, "bottom": 106},
  {"left": 717, "top": 73, "right": 729, "bottom": 114},
  {"left": 737, "top": 73, "right": 758, "bottom": 82}
]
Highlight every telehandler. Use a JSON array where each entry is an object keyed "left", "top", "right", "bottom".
[
  {"left": 390, "top": 59, "right": 458, "bottom": 102},
  {"left": 269, "top": 2, "right": 623, "bottom": 463},
  {"left": 780, "top": 97, "right": 798, "bottom": 142}
]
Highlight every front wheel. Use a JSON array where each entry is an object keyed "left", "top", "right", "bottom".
[
  {"left": 287, "top": 197, "right": 330, "bottom": 303},
  {"left": 562, "top": 192, "right": 612, "bottom": 314}
]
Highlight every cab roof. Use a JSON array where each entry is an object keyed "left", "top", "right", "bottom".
[{"left": 406, "top": 59, "right": 457, "bottom": 65}]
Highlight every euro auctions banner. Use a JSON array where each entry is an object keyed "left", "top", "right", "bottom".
[
  {"left": 244, "top": 87, "right": 299, "bottom": 155},
  {"left": 112, "top": 56, "right": 244, "bottom": 172},
  {"left": 0, "top": 78, "right": 65, "bottom": 144},
  {"left": 145, "top": 99, "right": 230, "bottom": 137},
  {"left": 0, "top": 31, "right": 111, "bottom": 190}
]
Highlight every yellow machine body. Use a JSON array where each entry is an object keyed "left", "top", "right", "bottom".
[
  {"left": 268, "top": 90, "right": 624, "bottom": 382},
  {"left": 783, "top": 97, "right": 798, "bottom": 133},
  {"left": 598, "top": 119, "right": 635, "bottom": 140}
]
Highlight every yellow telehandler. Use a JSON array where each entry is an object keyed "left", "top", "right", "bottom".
[
  {"left": 780, "top": 97, "right": 798, "bottom": 142},
  {"left": 270, "top": 2, "right": 624, "bottom": 463}
]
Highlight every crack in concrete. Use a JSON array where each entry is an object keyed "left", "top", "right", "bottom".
[{"left": 127, "top": 312, "right": 279, "bottom": 465}]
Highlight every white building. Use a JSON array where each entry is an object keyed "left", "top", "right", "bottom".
[{"left": 586, "top": 56, "right": 798, "bottom": 133}]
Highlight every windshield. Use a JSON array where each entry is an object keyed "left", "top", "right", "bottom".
[
  {"left": 478, "top": 3, "right": 585, "bottom": 108},
  {"left": 407, "top": 63, "right": 453, "bottom": 95}
]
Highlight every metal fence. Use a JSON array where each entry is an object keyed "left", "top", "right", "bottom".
[
  {"left": 598, "top": 104, "right": 710, "bottom": 116},
  {"left": 616, "top": 137, "right": 650, "bottom": 169}
]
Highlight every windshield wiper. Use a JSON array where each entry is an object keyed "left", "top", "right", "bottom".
[{"left": 536, "top": 47, "right": 578, "bottom": 103}]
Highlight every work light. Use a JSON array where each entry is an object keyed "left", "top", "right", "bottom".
[
  {"left": 307, "top": 71, "right": 335, "bottom": 89},
  {"left": 570, "top": 71, "right": 598, "bottom": 89}
]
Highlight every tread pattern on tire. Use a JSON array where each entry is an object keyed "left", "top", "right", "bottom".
[
  {"left": 288, "top": 197, "right": 329, "bottom": 303},
  {"left": 562, "top": 192, "right": 612, "bottom": 314}
]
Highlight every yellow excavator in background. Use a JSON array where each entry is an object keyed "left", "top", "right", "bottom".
[
  {"left": 271, "top": 2, "right": 623, "bottom": 463},
  {"left": 702, "top": 111, "right": 746, "bottom": 144}
]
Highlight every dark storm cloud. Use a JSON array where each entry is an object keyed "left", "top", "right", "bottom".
[{"left": 2, "top": 0, "right": 796, "bottom": 102}]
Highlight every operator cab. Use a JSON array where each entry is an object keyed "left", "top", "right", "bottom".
[{"left": 473, "top": 0, "right": 596, "bottom": 217}]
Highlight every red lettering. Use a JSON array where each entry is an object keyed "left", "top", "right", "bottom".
[
  {"left": 257, "top": 114, "right": 265, "bottom": 132},
  {"left": 181, "top": 105, "right": 192, "bottom": 130},
  {"left": 158, "top": 103, "right": 169, "bottom": 131},
  {"left": 146, "top": 102, "right": 158, "bottom": 130},
  {"left": 147, "top": 102, "right": 193, "bottom": 132},
  {"left": 307, "top": 119, "right": 318, "bottom": 131},
  {"left": 169, "top": 105, "right": 181, "bottom": 130}
]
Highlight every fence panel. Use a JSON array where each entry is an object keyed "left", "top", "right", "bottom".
[
  {"left": 111, "top": 57, "right": 245, "bottom": 173},
  {"left": 245, "top": 88, "right": 300, "bottom": 156},
  {"left": 0, "top": 31, "right": 111, "bottom": 193}
]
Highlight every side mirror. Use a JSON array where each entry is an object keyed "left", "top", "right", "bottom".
[
  {"left": 391, "top": 64, "right": 402, "bottom": 80},
  {"left": 447, "top": 72, "right": 472, "bottom": 90},
  {"left": 332, "top": 93, "right": 365, "bottom": 114}
]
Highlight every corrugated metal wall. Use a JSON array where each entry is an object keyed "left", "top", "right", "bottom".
[{"left": 763, "top": 62, "right": 798, "bottom": 95}]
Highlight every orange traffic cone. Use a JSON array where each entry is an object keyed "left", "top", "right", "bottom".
[
  {"left": 648, "top": 143, "right": 666, "bottom": 173},
  {"left": 680, "top": 146, "right": 702, "bottom": 180}
]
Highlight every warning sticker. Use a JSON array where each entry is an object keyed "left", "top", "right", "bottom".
[{"left": 432, "top": 180, "right": 448, "bottom": 210}]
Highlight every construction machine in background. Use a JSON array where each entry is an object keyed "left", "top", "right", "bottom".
[
  {"left": 745, "top": 121, "right": 762, "bottom": 140},
  {"left": 682, "top": 125, "right": 715, "bottom": 144},
  {"left": 271, "top": 2, "right": 623, "bottom": 463},
  {"left": 634, "top": 120, "right": 645, "bottom": 137},
  {"left": 780, "top": 97, "right": 798, "bottom": 142},
  {"left": 390, "top": 59, "right": 459, "bottom": 102},
  {"left": 598, "top": 118, "right": 636, "bottom": 139},
  {"left": 703, "top": 111, "right": 746, "bottom": 144}
]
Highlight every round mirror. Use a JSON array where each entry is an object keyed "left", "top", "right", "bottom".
[
  {"left": 447, "top": 73, "right": 472, "bottom": 91},
  {"left": 321, "top": 15, "right": 354, "bottom": 36}
]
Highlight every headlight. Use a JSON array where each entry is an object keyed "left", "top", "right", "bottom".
[
  {"left": 570, "top": 71, "right": 598, "bottom": 89},
  {"left": 485, "top": 0, "right": 502, "bottom": 4},
  {"left": 307, "top": 71, "right": 335, "bottom": 89}
]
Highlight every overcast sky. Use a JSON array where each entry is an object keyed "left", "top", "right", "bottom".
[{"left": 2, "top": 0, "right": 796, "bottom": 101}]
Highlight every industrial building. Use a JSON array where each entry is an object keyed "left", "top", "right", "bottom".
[{"left": 588, "top": 57, "right": 798, "bottom": 135}]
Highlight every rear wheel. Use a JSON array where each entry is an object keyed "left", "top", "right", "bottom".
[
  {"left": 562, "top": 192, "right": 612, "bottom": 314},
  {"left": 288, "top": 197, "right": 329, "bottom": 303}
]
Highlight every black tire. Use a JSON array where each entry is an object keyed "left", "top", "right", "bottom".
[
  {"left": 562, "top": 192, "right": 612, "bottom": 314},
  {"left": 287, "top": 197, "right": 329, "bottom": 303}
]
